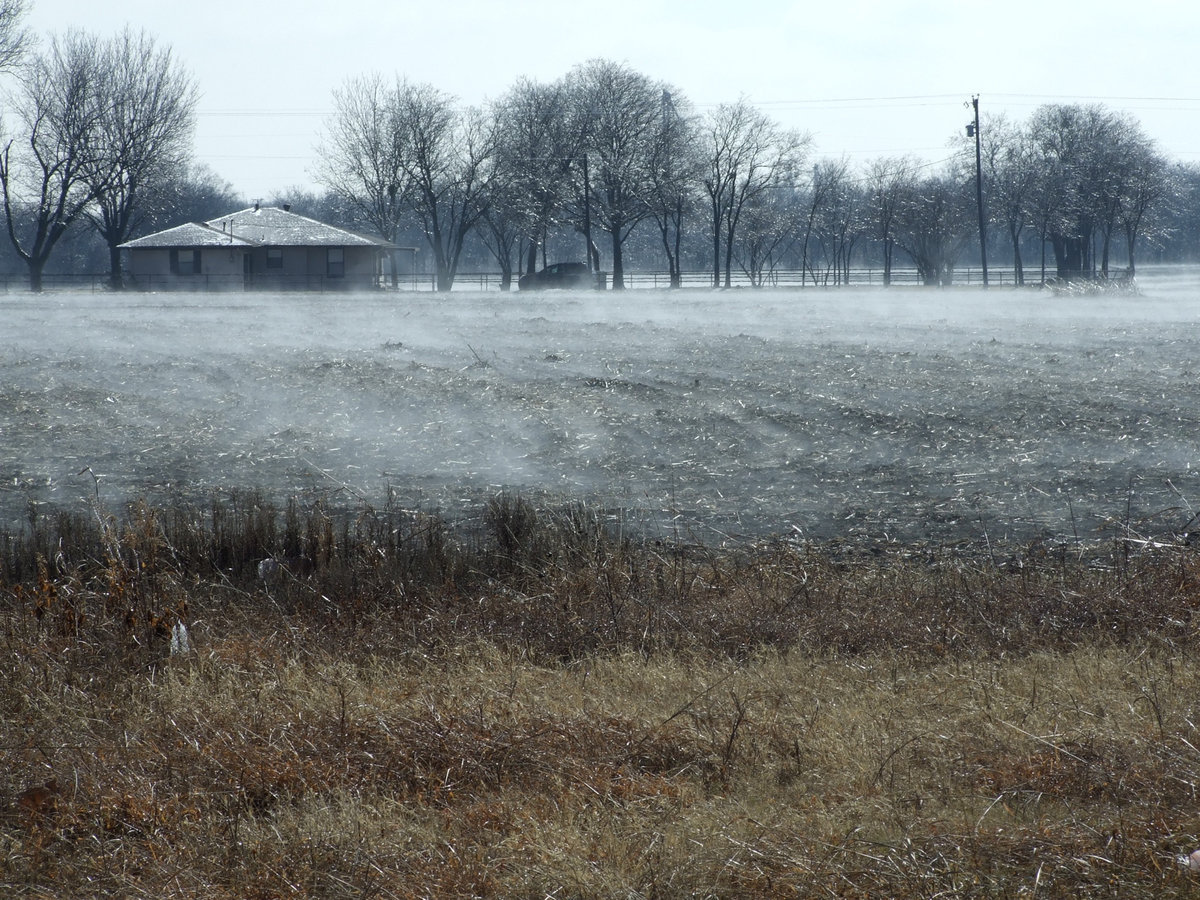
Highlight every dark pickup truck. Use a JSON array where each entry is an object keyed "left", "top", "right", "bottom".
[{"left": 518, "top": 262, "right": 606, "bottom": 290}]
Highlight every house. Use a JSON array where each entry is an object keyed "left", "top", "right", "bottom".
[{"left": 119, "top": 205, "right": 402, "bottom": 291}]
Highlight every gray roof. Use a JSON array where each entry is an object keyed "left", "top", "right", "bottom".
[
  {"left": 120, "top": 207, "right": 397, "bottom": 250},
  {"left": 208, "top": 207, "right": 394, "bottom": 248},
  {"left": 119, "top": 221, "right": 256, "bottom": 249}
]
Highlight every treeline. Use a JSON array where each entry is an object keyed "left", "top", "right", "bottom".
[
  {"left": 0, "top": 10, "right": 205, "bottom": 290},
  {"left": 316, "top": 63, "right": 1194, "bottom": 290},
  {"left": 0, "top": 0, "right": 1197, "bottom": 291}
]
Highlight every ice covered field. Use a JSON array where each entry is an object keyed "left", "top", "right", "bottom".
[{"left": 4, "top": 268, "right": 1200, "bottom": 546}]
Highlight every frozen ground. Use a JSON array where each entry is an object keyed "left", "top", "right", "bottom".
[{"left": 3, "top": 269, "right": 1200, "bottom": 547}]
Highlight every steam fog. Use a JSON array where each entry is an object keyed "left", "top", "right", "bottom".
[{"left": 4, "top": 269, "right": 1200, "bottom": 546}]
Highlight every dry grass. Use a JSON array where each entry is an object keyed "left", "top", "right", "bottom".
[{"left": 4, "top": 493, "right": 1200, "bottom": 897}]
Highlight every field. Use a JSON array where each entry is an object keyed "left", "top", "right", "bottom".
[
  {"left": 4, "top": 271, "right": 1200, "bottom": 543},
  {"left": 4, "top": 273, "right": 1200, "bottom": 896}
]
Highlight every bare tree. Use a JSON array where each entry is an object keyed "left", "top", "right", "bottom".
[
  {"left": 0, "top": 0, "right": 27, "bottom": 71},
  {"left": 1022, "top": 103, "right": 1172, "bottom": 282},
  {"left": 319, "top": 76, "right": 497, "bottom": 291},
  {"left": 646, "top": 89, "right": 700, "bottom": 288},
  {"left": 477, "top": 190, "right": 523, "bottom": 290},
  {"left": 1028, "top": 103, "right": 1115, "bottom": 280},
  {"left": 818, "top": 167, "right": 867, "bottom": 285},
  {"left": 570, "top": 59, "right": 665, "bottom": 290},
  {"left": 972, "top": 115, "right": 1037, "bottom": 285},
  {"left": 1118, "top": 143, "right": 1169, "bottom": 275},
  {"left": 392, "top": 80, "right": 497, "bottom": 292},
  {"left": 864, "top": 156, "right": 918, "bottom": 285},
  {"left": 1090, "top": 112, "right": 1135, "bottom": 278},
  {"left": 475, "top": 98, "right": 526, "bottom": 291},
  {"left": 316, "top": 73, "right": 409, "bottom": 285},
  {"left": 893, "top": 171, "right": 974, "bottom": 286},
  {"left": 492, "top": 77, "right": 588, "bottom": 277},
  {"left": 1091, "top": 113, "right": 1162, "bottom": 278},
  {"left": 88, "top": 28, "right": 197, "bottom": 287},
  {"left": 161, "top": 163, "right": 244, "bottom": 224},
  {"left": 701, "top": 98, "right": 809, "bottom": 288},
  {"left": 1150, "top": 162, "right": 1200, "bottom": 264},
  {"left": 733, "top": 185, "right": 800, "bottom": 286},
  {"left": 0, "top": 29, "right": 110, "bottom": 292},
  {"left": 801, "top": 157, "right": 856, "bottom": 285}
]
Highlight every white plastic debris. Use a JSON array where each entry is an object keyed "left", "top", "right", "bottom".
[
  {"left": 1175, "top": 849, "right": 1200, "bottom": 872},
  {"left": 170, "top": 621, "right": 190, "bottom": 655}
]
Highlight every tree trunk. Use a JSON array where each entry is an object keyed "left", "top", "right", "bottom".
[
  {"left": 1101, "top": 227, "right": 1115, "bottom": 278},
  {"left": 671, "top": 197, "right": 683, "bottom": 288},
  {"left": 610, "top": 228, "right": 624, "bottom": 290},
  {"left": 28, "top": 259, "right": 45, "bottom": 293},
  {"left": 710, "top": 199, "right": 721, "bottom": 288},
  {"left": 722, "top": 225, "right": 735, "bottom": 288},
  {"left": 659, "top": 227, "right": 678, "bottom": 289},
  {"left": 1008, "top": 224, "right": 1024, "bottom": 286},
  {"left": 498, "top": 252, "right": 512, "bottom": 291},
  {"left": 1124, "top": 223, "right": 1138, "bottom": 276},
  {"left": 433, "top": 241, "right": 453, "bottom": 292},
  {"left": 801, "top": 204, "right": 818, "bottom": 287},
  {"left": 108, "top": 242, "right": 124, "bottom": 289},
  {"left": 1051, "top": 234, "right": 1085, "bottom": 281}
]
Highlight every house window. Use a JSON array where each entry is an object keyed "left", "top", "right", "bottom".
[
  {"left": 266, "top": 248, "right": 283, "bottom": 269},
  {"left": 169, "top": 248, "right": 201, "bottom": 274},
  {"left": 327, "top": 247, "right": 344, "bottom": 278}
]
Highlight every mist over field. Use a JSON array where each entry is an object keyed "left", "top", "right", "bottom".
[{"left": 4, "top": 269, "right": 1200, "bottom": 546}]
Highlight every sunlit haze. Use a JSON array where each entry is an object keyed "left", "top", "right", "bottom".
[
  {"left": 19, "top": 0, "right": 1200, "bottom": 199},
  {"left": 4, "top": 273, "right": 1200, "bottom": 544}
]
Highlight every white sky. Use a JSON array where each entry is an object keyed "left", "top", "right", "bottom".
[{"left": 20, "top": 0, "right": 1200, "bottom": 200}]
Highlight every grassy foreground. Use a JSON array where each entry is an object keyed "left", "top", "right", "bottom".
[{"left": 4, "top": 493, "right": 1200, "bottom": 897}]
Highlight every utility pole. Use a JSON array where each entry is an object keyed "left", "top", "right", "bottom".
[
  {"left": 968, "top": 95, "right": 989, "bottom": 286},
  {"left": 581, "top": 153, "right": 596, "bottom": 272}
]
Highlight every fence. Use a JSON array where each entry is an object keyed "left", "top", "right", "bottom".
[
  {"left": 432, "top": 266, "right": 1031, "bottom": 291},
  {"left": 123, "top": 272, "right": 402, "bottom": 292},
  {"left": 0, "top": 273, "right": 117, "bottom": 293},
  {"left": 0, "top": 272, "right": 418, "bottom": 293},
  {"left": 0, "top": 266, "right": 1045, "bottom": 294}
]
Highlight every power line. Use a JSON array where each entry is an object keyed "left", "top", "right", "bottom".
[
  {"left": 198, "top": 108, "right": 328, "bottom": 117},
  {"left": 194, "top": 92, "right": 1200, "bottom": 120},
  {"left": 987, "top": 92, "right": 1200, "bottom": 103},
  {"left": 755, "top": 93, "right": 1200, "bottom": 106}
]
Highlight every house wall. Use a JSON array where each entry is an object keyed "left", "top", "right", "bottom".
[
  {"left": 126, "top": 244, "right": 383, "bottom": 292},
  {"left": 126, "top": 247, "right": 248, "bottom": 291},
  {"left": 345, "top": 247, "right": 382, "bottom": 285},
  {"left": 246, "top": 246, "right": 306, "bottom": 289},
  {"left": 247, "top": 246, "right": 381, "bottom": 290},
  {"left": 302, "top": 247, "right": 381, "bottom": 288}
]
